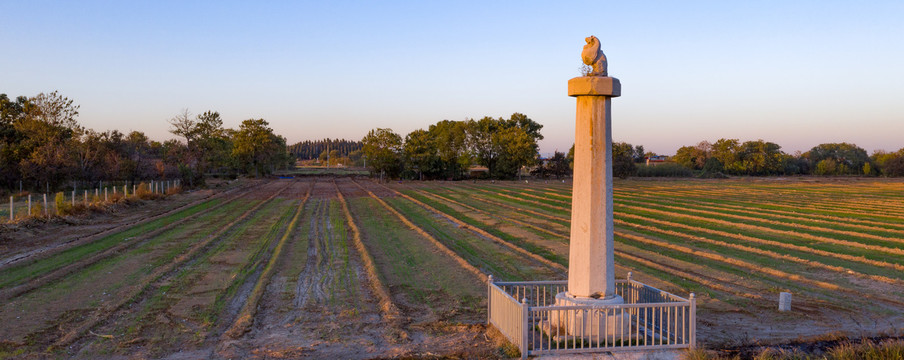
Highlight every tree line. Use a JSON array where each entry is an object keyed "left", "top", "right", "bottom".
[
  {"left": 287, "top": 138, "right": 362, "bottom": 160},
  {"left": 671, "top": 139, "right": 904, "bottom": 177},
  {"left": 361, "top": 113, "right": 543, "bottom": 180},
  {"left": 0, "top": 91, "right": 292, "bottom": 193}
]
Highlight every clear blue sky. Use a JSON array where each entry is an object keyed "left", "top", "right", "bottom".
[{"left": 2, "top": 1, "right": 903, "bottom": 156}]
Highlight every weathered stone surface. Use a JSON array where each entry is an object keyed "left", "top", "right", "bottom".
[
  {"left": 581, "top": 36, "right": 608, "bottom": 76},
  {"left": 568, "top": 76, "right": 621, "bottom": 97}
]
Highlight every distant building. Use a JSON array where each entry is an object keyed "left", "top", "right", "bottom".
[{"left": 645, "top": 155, "right": 669, "bottom": 166}]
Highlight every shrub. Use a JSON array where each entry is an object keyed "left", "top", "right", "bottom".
[
  {"left": 54, "top": 192, "right": 74, "bottom": 216},
  {"left": 636, "top": 163, "right": 694, "bottom": 177},
  {"left": 30, "top": 203, "right": 44, "bottom": 217}
]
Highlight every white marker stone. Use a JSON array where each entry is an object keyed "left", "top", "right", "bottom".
[{"left": 779, "top": 292, "right": 792, "bottom": 311}]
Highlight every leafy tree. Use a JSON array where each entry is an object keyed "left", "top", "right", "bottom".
[
  {"left": 14, "top": 91, "right": 83, "bottom": 189},
  {"left": 232, "top": 119, "right": 287, "bottom": 177},
  {"left": 883, "top": 155, "right": 904, "bottom": 177},
  {"left": 362, "top": 128, "right": 403, "bottom": 179},
  {"left": 612, "top": 142, "right": 637, "bottom": 178},
  {"left": 734, "top": 140, "right": 784, "bottom": 175},
  {"left": 711, "top": 139, "right": 741, "bottom": 174},
  {"left": 567, "top": 145, "right": 575, "bottom": 170},
  {"left": 427, "top": 120, "right": 470, "bottom": 179},
  {"left": 672, "top": 141, "right": 711, "bottom": 170},
  {"left": 549, "top": 151, "right": 571, "bottom": 179},
  {"left": 403, "top": 129, "right": 441, "bottom": 180},
  {"left": 467, "top": 114, "right": 542, "bottom": 179},
  {"left": 805, "top": 143, "right": 870, "bottom": 175}
]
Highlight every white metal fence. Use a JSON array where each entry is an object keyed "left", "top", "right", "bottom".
[{"left": 488, "top": 275, "right": 695, "bottom": 358}]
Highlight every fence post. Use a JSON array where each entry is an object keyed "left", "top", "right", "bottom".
[
  {"left": 71, "top": 190, "right": 75, "bottom": 207},
  {"left": 487, "top": 275, "right": 494, "bottom": 325},
  {"left": 28, "top": 195, "right": 31, "bottom": 215},
  {"left": 104, "top": 188, "right": 108, "bottom": 202},
  {"left": 689, "top": 293, "right": 696, "bottom": 349},
  {"left": 521, "top": 297, "right": 529, "bottom": 359},
  {"left": 43, "top": 194, "right": 47, "bottom": 216},
  {"left": 9, "top": 196, "right": 13, "bottom": 221},
  {"left": 84, "top": 190, "right": 88, "bottom": 205}
]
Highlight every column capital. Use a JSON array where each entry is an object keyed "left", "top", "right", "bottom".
[{"left": 568, "top": 76, "right": 621, "bottom": 97}]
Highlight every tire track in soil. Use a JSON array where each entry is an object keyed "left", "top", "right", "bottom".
[
  {"left": 221, "top": 180, "right": 314, "bottom": 340},
  {"left": 0, "top": 183, "right": 264, "bottom": 301},
  {"left": 292, "top": 196, "right": 335, "bottom": 309},
  {"left": 49, "top": 180, "right": 294, "bottom": 350},
  {"left": 220, "top": 178, "right": 400, "bottom": 360},
  {"left": 0, "top": 180, "right": 252, "bottom": 270}
]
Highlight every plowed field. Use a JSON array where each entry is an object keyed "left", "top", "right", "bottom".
[{"left": 1, "top": 177, "right": 902, "bottom": 357}]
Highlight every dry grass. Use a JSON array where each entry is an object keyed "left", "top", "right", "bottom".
[{"left": 682, "top": 338, "right": 904, "bottom": 359}]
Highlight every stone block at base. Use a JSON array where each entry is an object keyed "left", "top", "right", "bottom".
[{"left": 544, "top": 292, "right": 632, "bottom": 340}]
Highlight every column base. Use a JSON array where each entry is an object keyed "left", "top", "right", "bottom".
[{"left": 542, "top": 292, "right": 631, "bottom": 340}]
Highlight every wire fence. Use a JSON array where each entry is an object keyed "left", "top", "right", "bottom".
[{"left": 2, "top": 179, "right": 180, "bottom": 223}]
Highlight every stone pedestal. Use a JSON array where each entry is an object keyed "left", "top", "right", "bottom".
[{"left": 546, "top": 292, "right": 631, "bottom": 339}]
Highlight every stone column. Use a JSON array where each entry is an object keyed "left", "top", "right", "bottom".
[
  {"left": 565, "top": 76, "right": 621, "bottom": 301},
  {"left": 547, "top": 37, "right": 627, "bottom": 337}
]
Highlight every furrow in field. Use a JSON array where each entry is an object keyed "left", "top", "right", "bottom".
[
  {"left": 478, "top": 184, "right": 904, "bottom": 258},
  {"left": 464, "top": 185, "right": 568, "bottom": 215},
  {"left": 460, "top": 182, "right": 904, "bottom": 273},
  {"left": 0, "top": 181, "right": 252, "bottom": 270},
  {"left": 50, "top": 180, "right": 293, "bottom": 349},
  {"left": 621, "top": 188, "right": 904, "bottom": 231},
  {"left": 616, "top": 197, "right": 904, "bottom": 247},
  {"left": 379, "top": 183, "right": 565, "bottom": 272},
  {"left": 350, "top": 180, "right": 486, "bottom": 281},
  {"left": 649, "top": 188, "right": 904, "bottom": 221},
  {"left": 615, "top": 203, "right": 904, "bottom": 257},
  {"left": 415, "top": 186, "right": 769, "bottom": 302},
  {"left": 613, "top": 251, "right": 756, "bottom": 301},
  {"left": 334, "top": 181, "right": 402, "bottom": 321},
  {"left": 616, "top": 212, "right": 904, "bottom": 273},
  {"left": 614, "top": 219, "right": 904, "bottom": 286},
  {"left": 223, "top": 180, "right": 313, "bottom": 339},
  {"left": 0, "top": 184, "right": 263, "bottom": 301},
  {"left": 409, "top": 187, "right": 566, "bottom": 241},
  {"left": 617, "top": 191, "right": 904, "bottom": 235}
]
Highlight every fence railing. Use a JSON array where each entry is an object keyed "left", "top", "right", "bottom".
[{"left": 487, "top": 274, "right": 695, "bottom": 359}]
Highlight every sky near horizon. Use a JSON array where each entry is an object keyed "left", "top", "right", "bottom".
[{"left": 2, "top": 1, "right": 903, "bottom": 156}]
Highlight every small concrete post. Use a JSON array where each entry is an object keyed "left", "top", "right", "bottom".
[
  {"left": 71, "top": 190, "right": 75, "bottom": 207},
  {"left": 123, "top": 185, "right": 127, "bottom": 197},
  {"left": 43, "top": 194, "right": 47, "bottom": 216},
  {"left": 95, "top": 188, "right": 98, "bottom": 198},
  {"left": 779, "top": 292, "right": 791, "bottom": 311},
  {"left": 133, "top": 184, "right": 136, "bottom": 196},
  {"left": 113, "top": 187, "right": 117, "bottom": 195},
  {"left": 84, "top": 190, "right": 88, "bottom": 205},
  {"left": 27, "top": 195, "right": 31, "bottom": 215},
  {"left": 104, "top": 188, "right": 108, "bottom": 202},
  {"left": 9, "top": 196, "right": 13, "bottom": 221}
]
